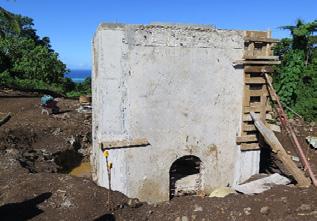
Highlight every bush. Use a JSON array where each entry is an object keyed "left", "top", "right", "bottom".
[{"left": 274, "top": 19, "right": 317, "bottom": 121}]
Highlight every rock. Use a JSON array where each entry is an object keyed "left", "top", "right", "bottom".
[
  {"left": 281, "top": 197, "right": 288, "bottom": 204},
  {"left": 52, "top": 128, "right": 62, "bottom": 136},
  {"left": 181, "top": 216, "right": 188, "bottom": 221},
  {"left": 291, "top": 156, "right": 300, "bottom": 162},
  {"left": 5, "top": 148, "right": 19, "bottom": 158},
  {"left": 234, "top": 173, "right": 291, "bottom": 194},
  {"left": 61, "top": 198, "right": 73, "bottom": 208},
  {"left": 260, "top": 206, "right": 270, "bottom": 215},
  {"left": 297, "top": 204, "right": 311, "bottom": 212},
  {"left": 63, "top": 113, "right": 70, "bottom": 119},
  {"left": 306, "top": 136, "right": 317, "bottom": 149},
  {"left": 243, "top": 207, "right": 251, "bottom": 216},
  {"left": 193, "top": 204, "right": 203, "bottom": 212},
  {"left": 148, "top": 210, "right": 153, "bottom": 214},
  {"left": 209, "top": 187, "right": 236, "bottom": 198},
  {"left": 117, "top": 204, "right": 124, "bottom": 209},
  {"left": 127, "top": 198, "right": 142, "bottom": 208}
]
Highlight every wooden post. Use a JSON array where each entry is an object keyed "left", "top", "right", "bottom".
[
  {"left": 0, "top": 112, "right": 11, "bottom": 127},
  {"left": 250, "top": 112, "right": 311, "bottom": 187}
]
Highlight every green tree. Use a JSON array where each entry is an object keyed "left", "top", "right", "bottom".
[
  {"left": 274, "top": 19, "right": 317, "bottom": 121},
  {"left": 0, "top": 7, "right": 20, "bottom": 37},
  {"left": 0, "top": 7, "right": 73, "bottom": 95},
  {"left": 281, "top": 19, "right": 317, "bottom": 65}
]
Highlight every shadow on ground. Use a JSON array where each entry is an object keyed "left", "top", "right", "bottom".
[
  {"left": 0, "top": 192, "right": 52, "bottom": 221},
  {"left": 94, "top": 213, "right": 116, "bottom": 221}
]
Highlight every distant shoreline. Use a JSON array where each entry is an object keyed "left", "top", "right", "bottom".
[{"left": 66, "top": 69, "right": 91, "bottom": 83}]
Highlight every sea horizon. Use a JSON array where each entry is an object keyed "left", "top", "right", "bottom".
[{"left": 66, "top": 69, "right": 91, "bottom": 83}]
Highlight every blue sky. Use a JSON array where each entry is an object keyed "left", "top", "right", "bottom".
[{"left": 1, "top": 0, "right": 316, "bottom": 70}]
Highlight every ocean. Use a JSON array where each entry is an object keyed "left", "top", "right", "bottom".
[{"left": 66, "top": 69, "right": 91, "bottom": 83}]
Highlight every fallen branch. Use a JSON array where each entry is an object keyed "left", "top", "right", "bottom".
[
  {"left": 0, "top": 112, "right": 11, "bottom": 126},
  {"left": 250, "top": 112, "right": 311, "bottom": 187}
]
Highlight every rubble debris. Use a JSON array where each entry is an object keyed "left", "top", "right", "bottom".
[
  {"left": 234, "top": 173, "right": 291, "bottom": 194},
  {"left": 76, "top": 105, "right": 92, "bottom": 114},
  {"left": 264, "top": 77, "right": 317, "bottom": 187},
  {"left": 250, "top": 112, "right": 311, "bottom": 187},
  {"left": 260, "top": 206, "right": 270, "bottom": 215},
  {"left": 306, "top": 136, "right": 317, "bottom": 149}
]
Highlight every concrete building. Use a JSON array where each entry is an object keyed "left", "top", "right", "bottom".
[{"left": 91, "top": 23, "right": 262, "bottom": 203}]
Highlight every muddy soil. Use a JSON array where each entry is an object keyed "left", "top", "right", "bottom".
[
  {"left": 0, "top": 92, "right": 91, "bottom": 173},
  {"left": 1, "top": 89, "right": 317, "bottom": 221}
]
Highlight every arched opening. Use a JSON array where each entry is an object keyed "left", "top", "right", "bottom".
[{"left": 169, "top": 155, "right": 202, "bottom": 199}]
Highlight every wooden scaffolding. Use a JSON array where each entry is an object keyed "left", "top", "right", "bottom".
[{"left": 236, "top": 31, "right": 280, "bottom": 151}]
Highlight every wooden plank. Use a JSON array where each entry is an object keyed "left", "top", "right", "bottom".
[
  {"left": 244, "top": 37, "right": 279, "bottom": 43},
  {"left": 244, "top": 66, "right": 274, "bottom": 73},
  {"left": 243, "top": 123, "right": 280, "bottom": 132},
  {"left": 244, "top": 105, "right": 269, "bottom": 113},
  {"left": 260, "top": 95, "right": 268, "bottom": 121},
  {"left": 242, "top": 124, "right": 257, "bottom": 131},
  {"left": 243, "top": 113, "right": 257, "bottom": 121},
  {"left": 249, "top": 89, "right": 268, "bottom": 96},
  {"left": 243, "top": 72, "right": 251, "bottom": 107},
  {"left": 0, "top": 112, "right": 11, "bottom": 127},
  {"left": 245, "top": 77, "right": 266, "bottom": 84},
  {"left": 240, "top": 143, "right": 260, "bottom": 151},
  {"left": 100, "top": 138, "right": 150, "bottom": 150},
  {"left": 250, "top": 112, "right": 311, "bottom": 187},
  {"left": 245, "top": 31, "right": 268, "bottom": 38},
  {"left": 243, "top": 113, "right": 272, "bottom": 121},
  {"left": 234, "top": 60, "right": 281, "bottom": 65},
  {"left": 243, "top": 55, "right": 279, "bottom": 60},
  {"left": 236, "top": 135, "right": 258, "bottom": 143},
  {"left": 267, "top": 123, "right": 281, "bottom": 132}
]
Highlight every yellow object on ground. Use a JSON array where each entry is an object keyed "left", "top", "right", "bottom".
[{"left": 209, "top": 187, "right": 236, "bottom": 198}]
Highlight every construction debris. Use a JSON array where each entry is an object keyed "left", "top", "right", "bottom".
[
  {"left": 250, "top": 112, "right": 311, "bottom": 187},
  {"left": 76, "top": 105, "right": 92, "bottom": 114},
  {"left": 234, "top": 173, "right": 291, "bottom": 194},
  {"left": 265, "top": 73, "right": 317, "bottom": 187},
  {"left": 306, "top": 136, "right": 317, "bottom": 149}
]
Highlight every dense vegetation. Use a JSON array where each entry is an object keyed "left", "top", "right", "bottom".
[
  {"left": 274, "top": 19, "right": 317, "bottom": 121},
  {"left": 0, "top": 7, "right": 91, "bottom": 97}
]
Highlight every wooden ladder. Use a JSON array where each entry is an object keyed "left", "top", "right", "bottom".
[{"left": 236, "top": 31, "right": 280, "bottom": 151}]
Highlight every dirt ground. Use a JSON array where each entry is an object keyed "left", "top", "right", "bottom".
[{"left": 1, "top": 89, "right": 317, "bottom": 221}]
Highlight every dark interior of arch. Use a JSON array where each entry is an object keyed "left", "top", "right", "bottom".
[{"left": 169, "top": 155, "right": 201, "bottom": 199}]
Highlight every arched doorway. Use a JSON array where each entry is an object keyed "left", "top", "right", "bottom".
[{"left": 169, "top": 155, "right": 202, "bottom": 199}]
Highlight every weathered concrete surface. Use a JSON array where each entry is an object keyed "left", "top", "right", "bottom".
[{"left": 91, "top": 23, "right": 260, "bottom": 203}]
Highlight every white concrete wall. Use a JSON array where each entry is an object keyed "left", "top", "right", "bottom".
[{"left": 91, "top": 23, "right": 260, "bottom": 203}]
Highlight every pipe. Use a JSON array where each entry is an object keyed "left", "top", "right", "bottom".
[{"left": 265, "top": 73, "right": 317, "bottom": 187}]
